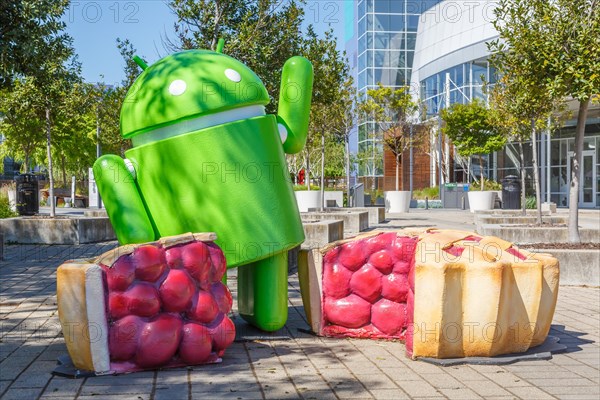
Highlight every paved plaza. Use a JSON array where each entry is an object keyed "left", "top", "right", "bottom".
[{"left": 1, "top": 210, "right": 599, "bottom": 399}]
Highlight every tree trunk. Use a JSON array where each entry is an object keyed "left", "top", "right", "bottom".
[
  {"left": 479, "top": 155, "right": 484, "bottom": 191},
  {"left": 24, "top": 152, "right": 29, "bottom": 174},
  {"left": 305, "top": 148, "right": 310, "bottom": 191},
  {"left": 518, "top": 140, "right": 527, "bottom": 216},
  {"left": 467, "top": 157, "right": 471, "bottom": 184},
  {"left": 444, "top": 137, "right": 450, "bottom": 184},
  {"left": 345, "top": 135, "right": 350, "bottom": 207},
  {"left": 568, "top": 99, "right": 590, "bottom": 243},
  {"left": 61, "top": 154, "right": 67, "bottom": 187},
  {"left": 45, "top": 106, "right": 55, "bottom": 217},
  {"left": 372, "top": 155, "right": 376, "bottom": 193},
  {"left": 320, "top": 133, "right": 325, "bottom": 211},
  {"left": 210, "top": 2, "right": 222, "bottom": 50},
  {"left": 395, "top": 153, "right": 400, "bottom": 191},
  {"left": 409, "top": 135, "right": 414, "bottom": 193},
  {"left": 293, "top": 155, "right": 298, "bottom": 185},
  {"left": 530, "top": 120, "right": 542, "bottom": 226}
]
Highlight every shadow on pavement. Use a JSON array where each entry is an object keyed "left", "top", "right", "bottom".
[{"left": 549, "top": 324, "right": 595, "bottom": 353}]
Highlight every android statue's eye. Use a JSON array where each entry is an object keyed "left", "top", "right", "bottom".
[
  {"left": 168, "top": 80, "right": 187, "bottom": 96},
  {"left": 224, "top": 69, "right": 241, "bottom": 83}
]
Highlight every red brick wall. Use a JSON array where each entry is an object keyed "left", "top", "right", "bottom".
[{"left": 383, "top": 147, "right": 432, "bottom": 191}]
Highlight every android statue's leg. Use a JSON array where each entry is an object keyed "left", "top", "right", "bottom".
[{"left": 237, "top": 252, "right": 288, "bottom": 332}]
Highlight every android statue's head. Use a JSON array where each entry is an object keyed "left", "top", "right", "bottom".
[{"left": 121, "top": 45, "right": 270, "bottom": 147}]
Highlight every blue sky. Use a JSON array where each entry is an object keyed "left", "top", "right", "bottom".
[{"left": 65, "top": 1, "right": 349, "bottom": 85}]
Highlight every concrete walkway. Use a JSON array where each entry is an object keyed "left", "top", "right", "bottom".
[
  {"left": 376, "top": 209, "right": 478, "bottom": 231},
  {"left": 1, "top": 211, "right": 598, "bottom": 400}
]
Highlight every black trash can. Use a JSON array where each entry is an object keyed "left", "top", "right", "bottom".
[
  {"left": 501, "top": 175, "right": 521, "bottom": 209},
  {"left": 15, "top": 174, "right": 39, "bottom": 215}
]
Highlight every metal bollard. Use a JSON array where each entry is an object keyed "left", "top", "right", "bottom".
[
  {"left": 461, "top": 196, "right": 466, "bottom": 210},
  {"left": 425, "top": 197, "right": 429, "bottom": 210}
]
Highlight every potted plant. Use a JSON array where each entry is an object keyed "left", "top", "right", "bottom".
[
  {"left": 294, "top": 184, "right": 321, "bottom": 212},
  {"left": 359, "top": 84, "right": 425, "bottom": 213},
  {"left": 469, "top": 179, "right": 502, "bottom": 210},
  {"left": 441, "top": 100, "right": 506, "bottom": 212}
]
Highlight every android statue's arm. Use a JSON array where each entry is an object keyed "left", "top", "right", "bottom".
[
  {"left": 93, "top": 155, "right": 156, "bottom": 244},
  {"left": 276, "top": 56, "right": 314, "bottom": 154}
]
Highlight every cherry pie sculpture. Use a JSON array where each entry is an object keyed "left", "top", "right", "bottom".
[
  {"left": 57, "top": 233, "right": 235, "bottom": 374},
  {"left": 298, "top": 228, "right": 560, "bottom": 359}
]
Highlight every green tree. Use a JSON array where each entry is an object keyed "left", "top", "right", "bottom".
[
  {"left": 441, "top": 100, "right": 506, "bottom": 191},
  {"left": 36, "top": 59, "right": 82, "bottom": 217},
  {"left": 490, "top": 0, "right": 600, "bottom": 241},
  {"left": 0, "top": 0, "right": 71, "bottom": 88},
  {"left": 52, "top": 82, "right": 97, "bottom": 185},
  {"left": 303, "top": 28, "right": 350, "bottom": 208},
  {"left": 358, "top": 83, "right": 421, "bottom": 192},
  {"left": 0, "top": 80, "right": 46, "bottom": 172},
  {"left": 0, "top": 0, "right": 79, "bottom": 202},
  {"left": 335, "top": 77, "right": 357, "bottom": 204},
  {"left": 488, "top": 75, "right": 564, "bottom": 221}
]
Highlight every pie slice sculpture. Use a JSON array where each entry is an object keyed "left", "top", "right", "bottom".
[
  {"left": 56, "top": 233, "right": 235, "bottom": 374},
  {"left": 298, "top": 228, "right": 560, "bottom": 359}
]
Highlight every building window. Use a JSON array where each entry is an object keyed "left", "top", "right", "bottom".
[
  {"left": 373, "top": 14, "right": 406, "bottom": 31},
  {"left": 471, "top": 59, "right": 488, "bottom": 85},
  {"left": 407, "top": 15, "right": 420, "bottom": 31}
]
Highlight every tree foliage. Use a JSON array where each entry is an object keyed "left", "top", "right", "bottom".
[
  {"left": 441, "top": 100, "right": 506, "bottom": 191},
  {"left": 489, "top": 0, "right": 600, "bottom": 240},
  {"left": 0, "top": 80, "right": 46, "bottom": 171},
  {"left": 0, "top": 0, "right": 72, "bottom": 88}
]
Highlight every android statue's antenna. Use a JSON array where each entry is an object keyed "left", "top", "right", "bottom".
[
  {"left": 216, "top": 38, "right": 225, "bottom": 54},
  {"left": 133, "top": 55, "right": 148, "bottom": 70}
]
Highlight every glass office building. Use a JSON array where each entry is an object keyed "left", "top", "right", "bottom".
[
  {"left": 355, "top": 0, "right": 441, "bottom": 184},
  {"left": 411, "top": 0, "right": 599, "bottom": 207}
]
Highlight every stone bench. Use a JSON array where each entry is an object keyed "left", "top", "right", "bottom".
[
  {"left": 0, "top": 217, "right": 116, "bottom": 244},
  {"left": 301, "top": 219, "right": 344, "bottom": 249},
  {"left": 301, "top": 211, "right": 369, "bottom": 237},
  {"left": 474, "top": 215, "right": 569, "bottom": 232},
  {"left": 477, "top": 224, "right": 600, "bottom": 244},
  {"left": 308, "top": 207, "right": 385, "bottom": 225}
]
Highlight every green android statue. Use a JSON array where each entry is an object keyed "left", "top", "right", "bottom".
[{"left": 93, "top": 41, "right": 313, "bottom": 332}]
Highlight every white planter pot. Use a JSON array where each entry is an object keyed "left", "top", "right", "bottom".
[
  {"left": 7, "top": 190, "right": 17, "bottom": 212},
  {"left": 295, "top": 191, "right": 321, "bottom": 212},
  {"left": 468, "top": 191, "right": 495, "bottom": 213},
  {"left": 384, "top": 191, "right": 411, "bottom": 213}
]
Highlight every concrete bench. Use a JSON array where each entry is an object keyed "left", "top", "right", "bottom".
[
  {"left": 301, "top": 211, "right": 369, "bottom": 237},
  {"left": 309, "top": 207, "right": 384, "bottom": 225}
]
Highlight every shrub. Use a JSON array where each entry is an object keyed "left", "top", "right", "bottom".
[
  {"left": 0, "top": 193, "right": 17, "bottom": 219},
  {"left": 525, "top": 196, "right": 536, "bottom": 209},
  {"left": 293, "top": 184, "right": 321, "bottom": 191},
  {"left": 469, "top": 179, "right": 502, "bottom": 191},
  {"left": 412, "top": 186, "right": 440, "bottom": 200}
]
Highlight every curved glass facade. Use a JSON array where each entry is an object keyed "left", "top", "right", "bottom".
[{"left": 421, "top": 57, "right": 497, "bottom": 116}]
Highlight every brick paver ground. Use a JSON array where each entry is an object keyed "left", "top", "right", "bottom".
[{"left": 1, "top": 212, "right": 599, "bottom": 399}]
